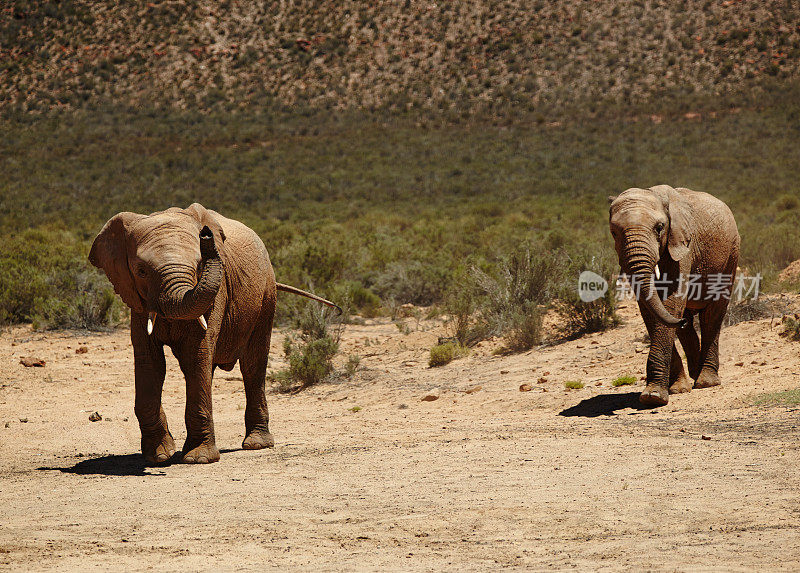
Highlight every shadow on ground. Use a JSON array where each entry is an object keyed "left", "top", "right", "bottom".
[
  {"left": 559, "top": 391, "right": 656, "bottom": 417},
  {"left": 37, "top": 449, "right": 240, "bottom": 476}
]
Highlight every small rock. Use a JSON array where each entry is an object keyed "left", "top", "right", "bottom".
[
  {"left": 19, "top": 418, "right": 28, "bottom": 423},
  {"left": 398, "top": 404, "right": 409, "bottom": 409},
  {"left": 104, "top": 417, "right": 113, "bottom": 422},
  {"left": 537, "top": 377, "right": 548, "bottom": 384},
  {"left": 89, "top": 412, "right": 102, "bottom": 422},
  {"left": 750, "top": 360, "right": 758, "bottom": 365},
  {"left": 541, "top": 388, "right": 548, "bottom": 392},
  {"left": 500, "top": 370, "right": 509, "bottom": 375},
  {"left": 735, "top": 362, "right": 744, "bottom": 367},
  {"left": 75, "top": 346, "right": 89, "bottom": 354},
  {"left": 701, "top": 435, "right": 711, "bottom": 441},
  {"left": 421, "top": 394, "right": 439, "bottom": 402},
  {"left": 591, "top": 340, "right": 599, "bottom": 345},
  {"left": 464, "top": 386, "right": 482, "bottom": 394},
  {"left": 542, "top": 371, "right": 550, "bottom": 376},
  {"left": 595, "top": 381, "right": 603, "bottom": 386},
  {"left": 4, "top": 422, "right": 9, "bottom": 428},
  {"left": 519, "top": 384, "right": 532, "bottom": 392},
  {"left": 20, "top": 357, "right": 46, "bottom": 367},
  {"left": 123, "top": 417, "right": 129, "bottom": 421}
]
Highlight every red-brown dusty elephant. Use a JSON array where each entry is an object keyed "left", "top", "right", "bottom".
[
  {"left": 609, "top": 185, "right": 740, "bottom": 406},
  {"left": 90, "top": 203, "right": 338, "bottom": 464}
]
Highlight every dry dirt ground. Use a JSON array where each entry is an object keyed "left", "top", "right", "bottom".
[{"left": 1, "top": 298, "right": 799, "bottom": 571}]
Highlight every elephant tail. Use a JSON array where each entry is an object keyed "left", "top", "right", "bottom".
[{"left": 275, "top": 283, "right": 343, "bottom": 316}]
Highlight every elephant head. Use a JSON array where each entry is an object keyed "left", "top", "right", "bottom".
[
  {"left": 609, "top": 185, "right": 693, "bottom": 327},
  {"left": 89, "top": 203, "right": 225, "bottom": 332}
]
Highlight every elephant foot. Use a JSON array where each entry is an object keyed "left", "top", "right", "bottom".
[
  {"left": 181, "top": 441, "right": 220, "bottom": 464},
  {"left": 141, "top": 431, "right": 176, "bottom": 466},
  {"left": 669, "top": 374, "right": 693, "bottom": 395},
  {"left": 242, "top": 428, "right": 274, "bottom": 450},
  {"left": 639, "top": 385, "right": 669, "bottom": 406},
  {"left": 695, "top": 370, "right": 721, "bottom": 389}
]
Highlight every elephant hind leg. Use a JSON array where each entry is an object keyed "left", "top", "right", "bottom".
[
  {"left": 668, "top": 345, "right": 692, "bottom": 395},
  {"left": 695, "top": 304, "right": 727, "bottom": 389},
  {"left": 240, "top": 307, "right": 275, "bottom": 451},
  {"left": 676, "top": 309, "right": 701, "bottom": 381}
]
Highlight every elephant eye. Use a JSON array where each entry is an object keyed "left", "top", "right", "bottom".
[
  {"left": 655, "top": 222, "right": 665, "bottom": 234},
  {"left": 136, "top": 266, "right": 147, "bottom": 278}
]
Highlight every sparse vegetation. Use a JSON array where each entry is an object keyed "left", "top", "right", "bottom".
[
  {"left": 752, "top": 388, "right": 800, "bottom": 407},
  {"left": 429, "top": 341, "right": 469, "bottom": 368},
  {"left": 564, "top": 380, "right": 585, "bottom": 389},
  {"left": 780, "top": 315, "right": 800, "bottom": 341},
  {"left": 612, "top": 375, "right": 638, "bottom": 387}
]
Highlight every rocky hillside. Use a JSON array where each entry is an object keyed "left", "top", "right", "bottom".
[{"left": 1, "top": 0, "right": 799, "bottom": 115}]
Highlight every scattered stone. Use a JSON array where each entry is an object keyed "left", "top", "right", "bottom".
[
  {"left": 105, "top": 417, "right": 113, "bottom": 422},
  {"left": 519, "top": 384, "right": 532, "bottom": 392},
  {"left": 464, "top": 386, "right": 482, "bottom": 394},
  {"left": 19, "top": 418, "right": 28, "bottom": 423},
  {"left": 542, "top": 371, "right": 550, "bottom": 376},
  {"left": 4, "top": 422, "right": 9, "bottom": 428},
  {"left": 421, "top": 394, "right": 439, "bottom": 402},
  {"left": 750, "top": 360, "right": 758, "bottom": 364},
  {"left": 398, "top": 404, "right": 409, "bottom": 409},
  {"left": 634, "top": 343, "right": 646, "bottom": 354},
  {"left": 75, "top": 346, "right": 89, "bottom": 354},
  {"left": 735, "top": 362, "right": 744, "bottom": 367},
  {"left": 537, "top": 377, "right": 548, "bottom": 384},
  {"left": 123, "top": 417, "right": 129, "bottom": 421},
  {"left": 500, "top": 370, "right": 509, "bottom": 375},
  {"left": 591, "top": 340, "right": 599, "bottom": 345},
  {"left": 20, "top": 357, "right": 46, "bottom": 367},
  {"left": 595, "top": 381, "right": 603, "bottom": 386},
  {"left": 701, "top": 435, "right": 712, "bottom": 441},
  {"left": 89, "top": 412, "right": 102, "bottom": 422}
]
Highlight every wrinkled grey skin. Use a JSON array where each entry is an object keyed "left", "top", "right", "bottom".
[
  {"left": 609, "top": 185, "right": 740, "bottom": 406},
  {"left": 90, "top": 203, "right": 277, "bottom": 464}
]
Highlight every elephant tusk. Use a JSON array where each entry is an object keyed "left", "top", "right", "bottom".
[
  {"left": 654, "top": 265, "right": 661, "bottom": 281},
  {"left": 198, "top": 315, "right": 207, "bottom": 330},
  {"left": 147, "top": 312, "right": 156, "bottom": 335}
]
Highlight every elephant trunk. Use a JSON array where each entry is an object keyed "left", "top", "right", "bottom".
[
  {"left": 622, "top": 234, "right": 682, "bottom": 327},
  {"left": 157, "top": 226, "right": 223, "bottom": 321}
]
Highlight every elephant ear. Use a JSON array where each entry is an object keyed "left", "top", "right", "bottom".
[
  {"left": 651, "top": 185, "right": 693, "bottom": 262},
  {"left": 182, "top": 203, "right": 226, "bottom": 244},
  {"left": 88, "top": 212, "right": 146, "bottom": 312}
]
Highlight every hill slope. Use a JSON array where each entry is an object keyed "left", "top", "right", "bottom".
[{"left": 2, "top": 0, "right": 799, "bottom": 115}]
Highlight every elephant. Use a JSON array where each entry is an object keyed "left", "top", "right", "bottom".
[
  {"left": 609, "top": 185, "right": 740, "bottom": 406},
  {"left": 89, "top": 203, "right": 340, "bottom": 464}
]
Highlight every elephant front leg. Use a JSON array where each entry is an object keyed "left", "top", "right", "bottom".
[
  {"left": 132, "top": 321, "right": 175, "bottom": 465},
  {"left": 176, "top": 347, "right": 220, "bottom": 464}
]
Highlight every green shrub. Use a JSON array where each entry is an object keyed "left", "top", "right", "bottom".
[
  {"left": 344, "top": 354, "right": 361, "bottom": 378},
  {"left": 429, "top": 341, "right": 468, "bottom": 367},
  {"left": 466, "top": 244, "right": 564, "bottom": 352},
  {"left": 612, "top": 375, "right": 637, "bottom": 387},
  {"left": 557, "top": 253, "right": 620, "bottom": 339},
  {"left": 0, "top": 229, "right": 124, "bottom": 329},
  {"left": 564, "top": 380, "right": 584, "bottom": 389},
  {"left": 272, "top": 304, "right": 341, "bottom": 390},
  {"left": 780, "top": 315, "right": 800, "bottom": 341}
]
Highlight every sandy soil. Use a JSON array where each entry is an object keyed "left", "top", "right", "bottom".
[{"left": 1, "top": 298, "right": 799, "bottom": 571}]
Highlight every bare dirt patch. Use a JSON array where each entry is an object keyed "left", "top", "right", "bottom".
[{"left": 1, "top": 299, "right": 799, "bottom": 570}]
